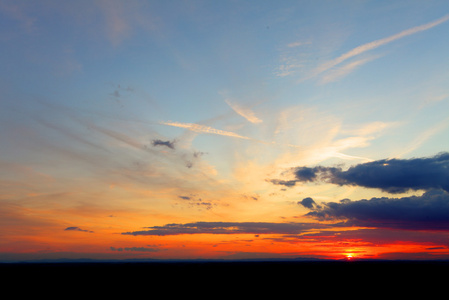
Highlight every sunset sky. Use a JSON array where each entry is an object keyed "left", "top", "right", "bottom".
[{"left": 1, "top": 0, "right": 449, "bottom": 262}]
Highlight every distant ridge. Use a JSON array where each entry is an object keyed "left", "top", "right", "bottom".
[{"left": 3, "top": 256, "right": 449, "bottom": 264}]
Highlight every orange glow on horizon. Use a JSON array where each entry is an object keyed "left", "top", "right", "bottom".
[{"left": 2, "top": 228, "right": 449, "bottom": 261}]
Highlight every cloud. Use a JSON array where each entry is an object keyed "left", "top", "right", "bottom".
[
  {"left": 304, "top": 189, "right": 449, "bottom": 231},
  {"left": 298, "top": 197, "right": 321, "bottom": 210},
  {"left": 122, "top": 221, "right": 332, "bottom": 236},
  {"left": 110, "top": 246, "right": 163, "bottom": 252},
  {"left": 287, "top": 41, "right": 310, "bottom": 48},
  {"left": 319, "top": 55, "right": 380, "bottom": 84},
  {"left": 268, "top": 179, "right": 298, "bottom": 187},
  {"left": 64, "top": 227, "right": 93, "bottom": 233},
  {"left": 313, "top": 14, "right": 449, "bottom": 77},
  {"left": 275, "top": 62, "right": 303, "bottom": 77},
  {"left": 152, "top": 139, "right": 176, "bottom": 150},
  {"left": 159, "top": 121, "right": 251, "bottom": 140},
  {"left": 225, "top": 99, "right": 262, "bottom": 124},
  {"left": 298, "top": 14, "right": 449, "bottom": 83},
  {"left": 275, "top": 40, "right": 311, "bottom": 77},
  {"left": 270, "top": 152, "right": 449, "bottom": 193},
  {"left": 175, "top": 195, "right": 215, "bottom": 211}
]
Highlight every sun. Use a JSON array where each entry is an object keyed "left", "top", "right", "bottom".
[{"left": 345, "top": 253, "right": 355, "bottom": 260}]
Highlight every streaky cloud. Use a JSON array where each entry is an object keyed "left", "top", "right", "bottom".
[
  {"left": 225, "top": 99, "right": 262, "bottom": 124},
  {"left": 64, "top": 227, "right": 93, "bottom": 233},
  {"left": 319, "top": 55, "right": 380, "bottom": 84},
  {"left": 110, "top": 246, "right": 162, "bottom": 252},
  {"left": 160, "top": 121, "right": 251, "bottom": 140},
  {"left": 122, "top": 221, "right": 334, "bottom": 236},
  {"left": 396, "top": 116, "right": 449, "bottom": 158},
  {"left": 312, "top": 14, "right": 449, "bottom": 78}
]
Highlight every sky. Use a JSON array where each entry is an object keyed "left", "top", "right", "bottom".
[{"left": 1, "top": 0, "right": 449, "bottom": 262}]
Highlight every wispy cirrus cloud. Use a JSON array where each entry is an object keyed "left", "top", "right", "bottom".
[
  {"left": 396, "top": 116, "right": 449, "bottom": 158},
  {"left": 159, "top": 121, "right": 251, "bottom": 140},
  {"left": 313, "top": 14, "right": 449, "bottom": 79},
  {"left": 319, "top": 55, "right": 380, "bottom": 84},
  {"left": 225, "top": 99, "right": 262, "bottom": 124},
  {"left": 288, "top": 13, "right": 449, "bottom": 83}
]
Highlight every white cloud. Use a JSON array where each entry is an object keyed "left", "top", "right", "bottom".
[
  {"left": 225, "top": 99, "right": 262, "bottom": 124},
  {"left": 159, "top": 121, "right": 251, "bottom": 140}
]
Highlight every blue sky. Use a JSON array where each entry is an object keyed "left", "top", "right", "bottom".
[{"left": 1, "top": 0, "right": 449, "bottom": 261}]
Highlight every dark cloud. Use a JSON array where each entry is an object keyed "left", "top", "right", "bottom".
[
  {"left": 190, "top": 201, "right": 213, "bottom": 210},
  {"left": 243, "top": 194, "right": 259, "bottom": 201},
  {"left": 110, "top": 84, "right": 134, "bottom": 98},
  {"left": 294, "top": 167, "right": 322, "bottom": 182},
  {"left": 304, "top": 189, "right": 449, "bottom": 231},
  {"left": 184, "top": 151, "right": 207, "bottom": 169},
  {"left": 268, "top": 179, "right": 298, "bottom": 187},
  {"left": 175, "top": 194, "right": 217, "bottom": 210},
  {"left": 270, "top": 152, "right": 449, "bottom": 193},
  {"left": 298, "top": 197, "right": 321, "bottom": 209},
  {"left": 152, "top": 139, "right": 176, "bottom": 149},
  {"left": 122, "top": 221, "right": 333, "bottom": 236},
  {"left": 426, "top": 246, "right": 446, "bottom": 250},
  {"left": 64, "top": 226, "right": 93, "bottom": 233},
  {"left": 193, "top": 151, "right": 206, "bottom": 158},
  {"left": 175, "top": 195, "right": 215, "bottom": 210},
  {"left": 110, "top": 246, "right": 163, "bottom": 252}
]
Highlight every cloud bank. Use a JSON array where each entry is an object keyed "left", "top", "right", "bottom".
[
  {"left": 291, "top": 152, "right": 449, "bottom": 231},
  {"left": 302, "top": 189, "right": 449, "bottom": 231},
  {"left": 122, "top": 221, "right": 332, "bottom": 236},
  {"left": 271, "top": 152, "right": 449, "bottom": 193}
]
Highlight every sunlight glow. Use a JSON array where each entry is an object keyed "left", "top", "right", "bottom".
[{"left": 345, "top": 253, "right": 355, "bottom": 260}]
